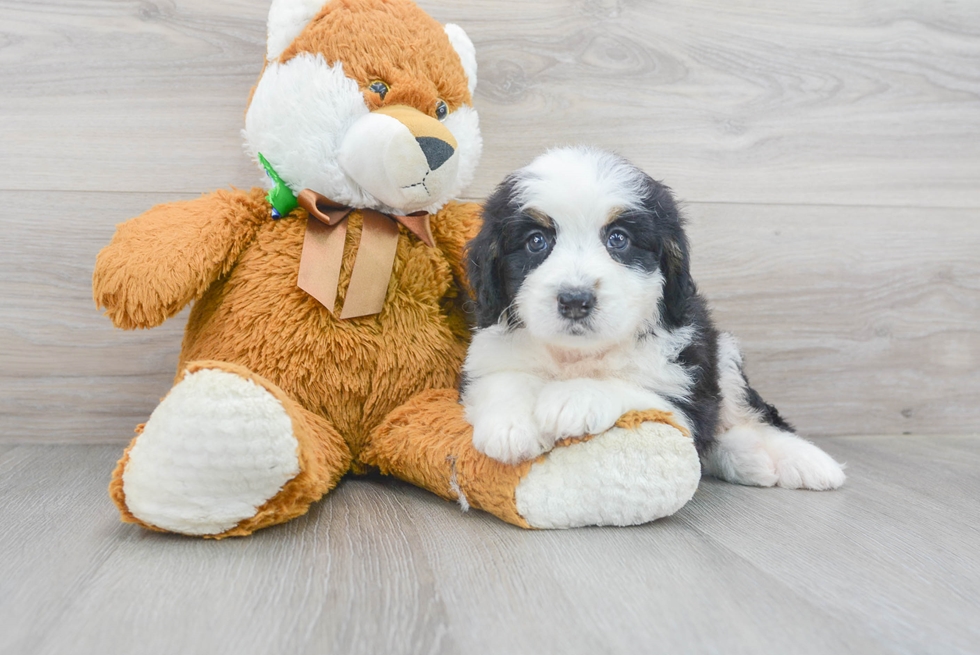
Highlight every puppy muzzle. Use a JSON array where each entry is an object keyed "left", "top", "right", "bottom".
[{"left": 338, "top": 105, "right": 459, "bottom": 213}]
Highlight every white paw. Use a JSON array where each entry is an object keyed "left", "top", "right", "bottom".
[
  {"left": 470, "top": 410, "right": 551, "bottom": 465},
  {"left": 764, "top": 431, "right": 846, "bottom": 490},
  {"left": 122, "top": 368, "right": 300, "bottom": 535},
  {"left": 704, "top": 425, "right": 845, "bottom": 491},
  {"left": 534, "top": 379, "right": 623, "bottom": 439}
]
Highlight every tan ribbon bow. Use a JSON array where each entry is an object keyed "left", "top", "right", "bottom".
[{"left": 295, "top": 189, "right": 435, "bottom": 319}]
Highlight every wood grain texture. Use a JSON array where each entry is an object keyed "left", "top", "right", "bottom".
[
  {"left": 1, "top": 2, "right": 978, "bottom": 438},
  {"left": 0, "top": 191, "right": 189, "bottom": 443},
  {"left": 2, "top": 191, "right": 976, "bottom": 442},
  {"left": 0, "top": 0, "right": 267, "bottom": 195},
  {"left": 685, "top": 203, "right": 980, "bottom": 437},
  {"left": 682, "top": 436, "right": 980, "bottom": 655},
  {"left": 1, "top": 438, "right": 977, "bottom": 654},
  {"left": 0, "top": 446, "right": 132, "bottom": 655},
  {"left": 381, "top": 479, "right": 889, "bottom": 655},
  {"left": 0, "top": 0, "right": 978, "bottom": 206}
]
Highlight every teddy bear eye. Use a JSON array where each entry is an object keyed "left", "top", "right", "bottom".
[
  {"left": 435, "top": 100, "right": 448, "bottom": 121},
  {"left": 369, "top": 80, "right": 389, "bottom": 100}
]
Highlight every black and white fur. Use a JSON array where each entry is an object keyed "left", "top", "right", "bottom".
[{"left": 461, "top": 147, "right": 845, "bottom": 490}]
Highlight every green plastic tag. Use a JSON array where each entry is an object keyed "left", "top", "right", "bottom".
[{"left": 258, "top": 152, "right": 298, "bottom": 218}]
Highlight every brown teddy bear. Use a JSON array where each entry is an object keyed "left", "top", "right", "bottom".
[{"left": 93, "top": 0, "right": 700, "bottom": 538}]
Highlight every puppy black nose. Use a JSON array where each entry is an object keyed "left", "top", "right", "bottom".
[
  {"left": 416, "top": 137, "right": 455, "bottom": 171},
  {"left": 557, "top": 289, "right": 595, "bottom": 320}
]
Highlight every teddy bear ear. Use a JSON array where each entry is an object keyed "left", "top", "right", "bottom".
[
  {"left": 266, "top": 0, "right": 331, "bottom": 62},
  {"left": 444, "top": 24, "right": 477, "bottom": 97}
]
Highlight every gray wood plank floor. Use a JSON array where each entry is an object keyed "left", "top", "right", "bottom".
[{"left": 1, "top": 438, "right": 978, "bottom": 655}]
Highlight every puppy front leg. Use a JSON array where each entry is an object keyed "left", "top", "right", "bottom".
[
  {"left": 463, "top": 373, "right": 551, "bottom": 464},
  {"left": 535, "top": 378, "right": 680, "bottom": 440}
]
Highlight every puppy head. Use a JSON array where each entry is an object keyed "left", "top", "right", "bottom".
[{"left": 469, "top": 146, "right": 693, "bottom": 349}]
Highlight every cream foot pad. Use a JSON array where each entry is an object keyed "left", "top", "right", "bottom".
[{"left": 121, "top": 368, "right": 300, "bottom": 535}]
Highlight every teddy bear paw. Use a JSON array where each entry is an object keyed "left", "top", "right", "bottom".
[
  {"left": 120, "top": 368, "right": 300, "bottom": 535},
  {"left": 514, "top": 420, "right": 701, "bottom": 529}
]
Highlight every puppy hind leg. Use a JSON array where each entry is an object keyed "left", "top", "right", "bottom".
[
  {"left": 715, "top": 332, "right": 789, "bottom": 430},
  {"left": 709, "top": 333, "right": 845, "bottom": 490},
  {"left": 704, "top": 424, "right": 846, "bottom": 491},
  {"left": 701, "top": 424, "right": 779, "bottom": 488}
]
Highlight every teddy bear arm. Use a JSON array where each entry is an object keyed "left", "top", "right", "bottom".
[
  {"left": 93, "top": 189, "right": 269, "bottom": 329},
  {"left": 430, "top": 200, "right": 483, "bottom": 294},
  {"left": 363, "top": 389, "right": 702, "bottom": 529},
  {"left": 361, "top": 389, "right": 534, "bottom": 527}
]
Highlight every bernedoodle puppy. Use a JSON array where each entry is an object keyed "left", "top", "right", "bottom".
[{"left": 461, "top": 146, "right": 845, "bottom": 490}]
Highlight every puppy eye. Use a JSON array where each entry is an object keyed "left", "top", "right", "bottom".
[
  {"left": 606, "top": 230, "right": 630, "bottom": 250},
  {"left": 369, "top": 81, "right": 389, "bottom": 100},
  {"left": 526, "top": 232, "right": 550, "bottom": 254},
  {"left": 435, "top": 100, "right": 449, "bottom": 121}
]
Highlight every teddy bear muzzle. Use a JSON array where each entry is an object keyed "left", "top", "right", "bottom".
[{"left": 338, "top": 104, "right": 460, "bottom": 213}]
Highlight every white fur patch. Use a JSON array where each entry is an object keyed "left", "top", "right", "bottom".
[
  {"left": 463, "top": 325, "right": 694, "bottom": 463},
  {"left": 514, "top": 146, "right": 648, "bottom": 233},
  {"left": 243, "top": 54, "right": 370, "bottom": 206},
  {"left": 515, "top": 421, "right": 700, "bottom": 528},
  {"left": 444, "top": 24, "right": 478, "bottom": 96},
  {"left": 464, "top": 370, "right": 550, "bottom": 464},
  {"left": 122, "top": 369, "right": 300, "bottom": 536},
  {"left": 267, "top": 0, "right": 329, "bottom": 62},
  {"left": 446, "top": 456, "right": 470, "bottom": 512},
  {"left": 703, "top": 424, "right": 846, "bottom": 491},
  {"left": 534, "top": 377, "right": 680, "bottom": 440},
  {"left": 716, "top": 331, "right": 763, "bottom": 428}
]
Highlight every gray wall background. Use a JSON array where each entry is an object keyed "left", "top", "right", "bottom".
[{"left": 1, "top": 0, "right": 978, "bottom": 442}]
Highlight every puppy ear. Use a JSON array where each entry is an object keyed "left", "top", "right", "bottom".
[
  {"left": 659, "top": 230, "right": 695, "bottom": 328},
  {"left": 466, "top": 217, "right": 509, "bottom": 329},
  {"left": 641, "top": 180, "right": 695, "bottom": 329}
]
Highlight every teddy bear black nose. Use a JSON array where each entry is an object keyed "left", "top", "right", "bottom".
[
  {"left": 557, "top": 289, "right": 596, "bottom": 321},
  {"left": 416, "top": 137, "right": 455, "bottom": 171}
]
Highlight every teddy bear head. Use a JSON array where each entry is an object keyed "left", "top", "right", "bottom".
[{"left": 242, "top": 0, "right": 481, "bottom": 216}]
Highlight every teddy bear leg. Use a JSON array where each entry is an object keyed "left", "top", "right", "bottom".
[
  {"left": 109, "top": 360, "right": 351, "bottom": 538},
  {"left": 361, "top": 389, "right": 702, "bottom": 529}
]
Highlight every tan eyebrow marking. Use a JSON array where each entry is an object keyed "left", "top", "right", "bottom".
[
  {"left": 524, "top": 208, "right": 554, "bottom": 228},
  {"left": 605, "top": 207, "right": 627, "bottom": 225}
]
